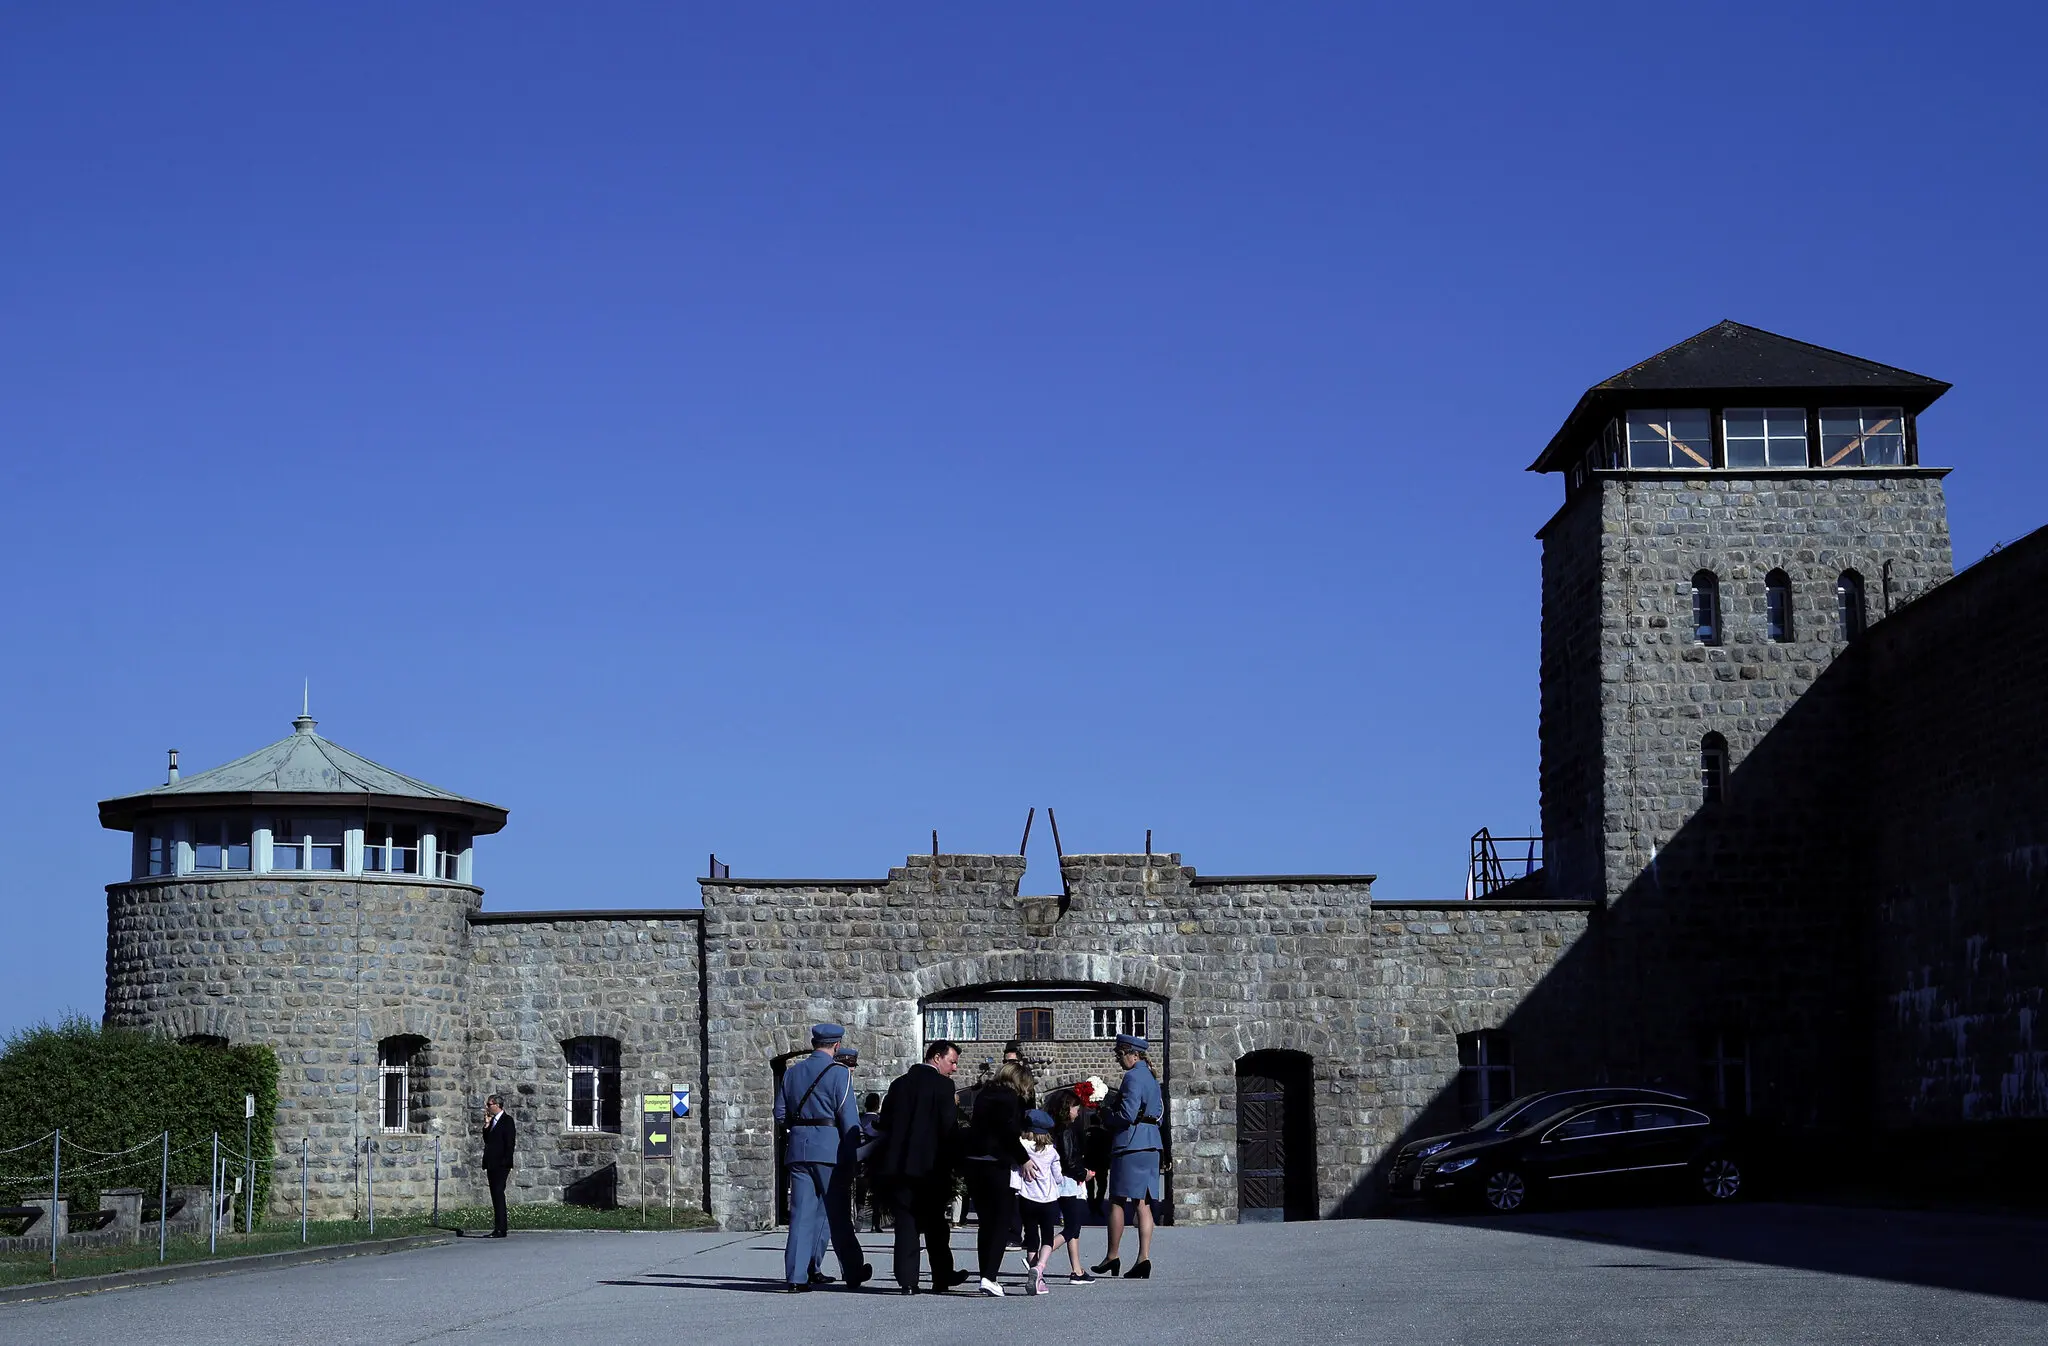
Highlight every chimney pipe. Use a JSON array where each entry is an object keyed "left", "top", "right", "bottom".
[{"left": 167, "top": 749, "right": 180, "bottom": 784}]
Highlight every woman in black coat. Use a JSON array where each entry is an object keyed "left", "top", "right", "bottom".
[{"left": 960, "top": 1061, "right": 1032, "bottom": 1294}]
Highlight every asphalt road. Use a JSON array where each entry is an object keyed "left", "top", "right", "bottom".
[{"left": 4, "top": 1203, "right": 2043, "bottom": 1346}]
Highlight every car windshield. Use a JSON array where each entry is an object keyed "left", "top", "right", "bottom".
[
  {"left": 1473, "top": 1094, "right": 1544, "bottom": 1131},
  {"left": 1502, "top": 1094, "right": 1603, "bottom": 1133}
]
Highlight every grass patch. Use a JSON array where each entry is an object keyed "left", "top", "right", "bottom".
[{"left": 0, "top": 1204, "right": 713, "bottom": 1288}]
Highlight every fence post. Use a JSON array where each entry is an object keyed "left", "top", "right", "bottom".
[
  {"left": 433, "top": 1134, "right": 441, "bottom": 1227},
  {"left": 366, "top": 1137, "right": 375, "bottom": 1236},
  {"left": 245, "top": 1106, "right": 255, "bottom": 1236},
  {"left": 209, "top": 1132, "right": 219, "bottom": 1255},
  {"left": 159, "top": 1130, "right": 169, "bottom": 1263},
  {"left": 50, "top": 1129, "right": 61, "bottom": 1277},
  {"left": 301, "top": 1137, "right": 309, "bottom": 1244}
]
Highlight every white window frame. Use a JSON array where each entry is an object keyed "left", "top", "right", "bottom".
[
  {"left": 563, "top": 1038, "right": 621, "bottom": 1134},
  {"left": 1723, "top": 407, "right": 1809, "bottom": 469},
  {"left": 922, "top": 1007, "right": 981, "bottom": 1041},
  {"left": 269, "top": 817, "right": 344, "bottom": 873},
  {"left": 363, "top": 821, "right": 420, "bottom": 875},
  {"left": 1691, "top": 572, "right": 1722, "bottom": 645},
  {"left": 377, "top": 1039, "right": 421, "bottom": 1135},
  {"left": 1091, "top": 1006, "right": 1147, "bottom": 1040},
  {"left": 190, "top": 817, "right": 254, "bottom": 873},
  {"left": 1765, "top": 570, "right": 1794, "bottom": 642}
]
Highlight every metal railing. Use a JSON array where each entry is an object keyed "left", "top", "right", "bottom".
[{"left": 1467, "top": 829, "right": 1543, "bottom": 898}]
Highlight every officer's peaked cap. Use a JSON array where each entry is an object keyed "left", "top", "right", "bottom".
[
  {"left": 811, "top": 1022, "right": 845, "bottom": 1045},
  {"left": 1114, "top": 1033, "right": 1149, "bottom": 1054}
]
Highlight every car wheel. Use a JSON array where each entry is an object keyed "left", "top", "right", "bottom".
[
  {"left": 1698, "top": 1155, "right": 1742, "bottom": 1202},
  {"left": 1482, "top": 1169, "right": 1528, "bottom": 1214}
]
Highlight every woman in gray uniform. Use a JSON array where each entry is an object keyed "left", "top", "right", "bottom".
[{"left": 1093, "top": 1032, "right": 1162, "bottom": 1278}]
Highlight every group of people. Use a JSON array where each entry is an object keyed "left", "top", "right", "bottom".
[{"left": 775, "top": 1022, "right": 1165, "bottom": 1296}]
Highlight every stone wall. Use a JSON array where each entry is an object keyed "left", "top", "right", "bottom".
[
  {"left": 467, "top": 914, "right": 705, "bottom": 1212},
  {"left": 104, "top": 875, "right": 479, "bottom": 1218},
  {"left": 1868, "top": 525, "right": 2048, "bottom": 1125},
  {"left": 698, "top": 854, "right": 1390, "bottom": 1230}
]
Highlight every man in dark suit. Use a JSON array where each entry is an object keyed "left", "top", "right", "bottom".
[
  {"left": 871, "top": 1039, "right": 966, "bottom": 1294},
  {"left": 482, "top": 1094, "right": 516, "bottom": 1237}
]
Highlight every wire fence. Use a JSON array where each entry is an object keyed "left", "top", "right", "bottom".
[{"left": 0, "top": 1127, "right": 452, "bottom": 1277}]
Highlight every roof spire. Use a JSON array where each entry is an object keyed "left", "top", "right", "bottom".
[{"left": 293, "top": 679, "right": 317, "bottom": 735}]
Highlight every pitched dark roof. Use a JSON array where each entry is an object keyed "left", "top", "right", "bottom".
[{"left": 1531, "top": 321, "right": 1950, "bottom": 472}]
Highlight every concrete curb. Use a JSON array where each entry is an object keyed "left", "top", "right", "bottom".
[{"left": 0, "top": 1232, "right": 454, "bottom": 1306}]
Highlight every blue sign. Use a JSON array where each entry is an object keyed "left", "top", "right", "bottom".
[{"left": 673, "top": 1086, "right": 690, "bottom": 1118}]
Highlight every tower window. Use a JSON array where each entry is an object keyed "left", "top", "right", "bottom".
[
  {"left": 1624, "top": 410, "right": 1712, "bottom": 469},
  {"left": 378, "top": 1036, "right": 429, "bottom": 1134},
  {"left": 1691, "top": 571, "right": 1722, "bottom": 645},
  {"left": 1765, "top": 570, "right": 1793, "bottom": 642},
  {"left": 1724, "top": 408, "right": 1809, "bottom": 468},
  {"left": 1820, "top": 408, "right": 1907, "bottom": 467},
  {"left": 192, "top": 819, "right": 253, "bottom": 872},
  {"left": 1837, "top": 570, "right": 1868, "bottom": 641},
  {"left": 363, "top": 821, "right": 419, "bottom": 875},
  {"left": 564, "top": 1037, "right": 622, "bottom": 1133},
  {"left": 1701, "top": 733, "right": 1728, "bottom": 804},
  {"left": 144, "top": 824, "right": 179, "bottom": 876},
  {"left": 435, "top": 829, "right": 468, "bottom": 882},
  {"left": 272, "top": 818, "right": 343, "bottom": 872}
]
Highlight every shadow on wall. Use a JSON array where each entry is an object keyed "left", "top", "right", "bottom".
[{"left": 1340, "top": 596, "right": 2048, "bottom": 1298}]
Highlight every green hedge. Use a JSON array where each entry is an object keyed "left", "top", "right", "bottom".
[{"left": 0, "top": 1017, "right": 278, "bottom": 1216}]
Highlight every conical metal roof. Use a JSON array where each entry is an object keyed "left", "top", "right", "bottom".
[{"left": 98, "top": 716, "right": 507, "bottom": 833}]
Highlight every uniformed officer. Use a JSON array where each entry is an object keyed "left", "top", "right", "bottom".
[
  {"left": 808, "top": 1046, "right": 869, "bottom": 1284},
  {"left": 1093, "top": 1032, "right": 1163, "bottom": 1279},
  {"left": 775, "top": 1023, "right": 869, "bottom": 1291}
]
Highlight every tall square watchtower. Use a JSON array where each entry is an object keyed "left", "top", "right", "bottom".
[{"left": 1531, "top": 322, "right": 1954, "bottom": 907}]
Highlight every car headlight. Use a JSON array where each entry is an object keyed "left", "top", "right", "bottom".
[
  {"left": 1435, "top": 1157, "right": 1477, "bottom": 1174},
  {"left": 1418, "top": 1141, "right": 1452, "bottom": 1158}
]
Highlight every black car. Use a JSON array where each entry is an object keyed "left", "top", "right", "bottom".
[
  {"left": 1387, "top": 1088, "right": 1689, "bottom": 1199},
  {"left": 1415, "top": 1098, "right": 1743, "bottom": 1213}
]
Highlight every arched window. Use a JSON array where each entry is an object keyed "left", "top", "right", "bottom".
[
  {"left": 564, "top": 1037, "right": 622, "bottom": 1134},
  {"left": 378, "top": 1036, "right": 429, "bottom": 1134},
  {"left": 1701, "top": 733, "right": 1728, "bottom": 805},
  {"left": 1837, "top": 570, "right": 1867, "bottom": 641},
  {"left": 1691, "top": 571, "right": 1722, "bottom": 645},
  {"left": 179, "top": 1034, "right": 229, "bottom": 1050},
  {"left": 1765, "top": 570, "right": 1793, "bottom": 642}
]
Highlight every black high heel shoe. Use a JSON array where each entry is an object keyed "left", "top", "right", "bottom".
[
  {"left": 1091, "top": 1256, "right": 1121, "bottom": 1277},
  {"left": 1126, "top": 1259, "right": 1152, "bottom": 1279}
]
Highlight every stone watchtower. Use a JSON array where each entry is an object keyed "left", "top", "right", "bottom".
[
  {"left": 1527, "top": 322, "right": 1954, "bottom": 1122},
  {"left": 98, "top": 712, "right": 506, "bottom": 1217}
]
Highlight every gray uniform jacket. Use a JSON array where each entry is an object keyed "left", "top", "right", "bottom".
[{"left": 777, "top": 1053, "right": 859, "bottom": 1165}]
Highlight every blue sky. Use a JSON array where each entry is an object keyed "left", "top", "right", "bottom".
[{"left": 3, "top": 4, "right": 2043, "bottom": 1034}]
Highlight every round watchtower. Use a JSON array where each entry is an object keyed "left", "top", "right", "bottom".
[{"left": 98, "top": 713, "right": 507, "bottom": 1218}]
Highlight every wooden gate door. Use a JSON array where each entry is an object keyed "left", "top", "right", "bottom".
[{"left": 1237, "top": 1068, "right": 1286, "bottom": 1222}]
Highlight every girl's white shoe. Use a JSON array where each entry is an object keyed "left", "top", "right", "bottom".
[{"left": 979, "top": 1277, "right": 1005, "bottom": 1297}]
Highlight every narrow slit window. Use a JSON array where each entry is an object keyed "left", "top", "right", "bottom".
[
  {"left": 1625, "top": 410, "right": 1713, "bottom": 469},
  {"left": 1837, "top": 570, "right": 1867, "bottom": 640},
  {"left": 1701, "top": 733, "right": 1728, "bottom": 804},
  {"left": 1724, "top": 408, "right": 1809, "bottom": 468},
  {"left": 1457, "top": 1030, "right": 1514, "bottom": 1125},
  {"left": 1692, "top": 571, "right": 1722, "bottom": 645},
  {"left": 1765, "top": 570, "right": 1793, "bottom": 642},
  {"left": 1820, "top": 407, "right": 1907, "bottom": 467}
]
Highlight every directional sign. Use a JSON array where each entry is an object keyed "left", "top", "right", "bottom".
[{"left": 641, "top": 1094, "right": 672, "bottom": 1159}]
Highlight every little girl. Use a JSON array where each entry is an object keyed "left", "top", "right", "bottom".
[{"left": 1015, "top": 1107, "right": 1067, "bottom": 1295}]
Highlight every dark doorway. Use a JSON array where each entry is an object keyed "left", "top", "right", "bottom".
[
  {"left": 1236, "top": 1050, "right": 1317, "bottom": 1222},
  {"left": 769, "top": 1050, "right": 807, "bottom": 1227}
]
